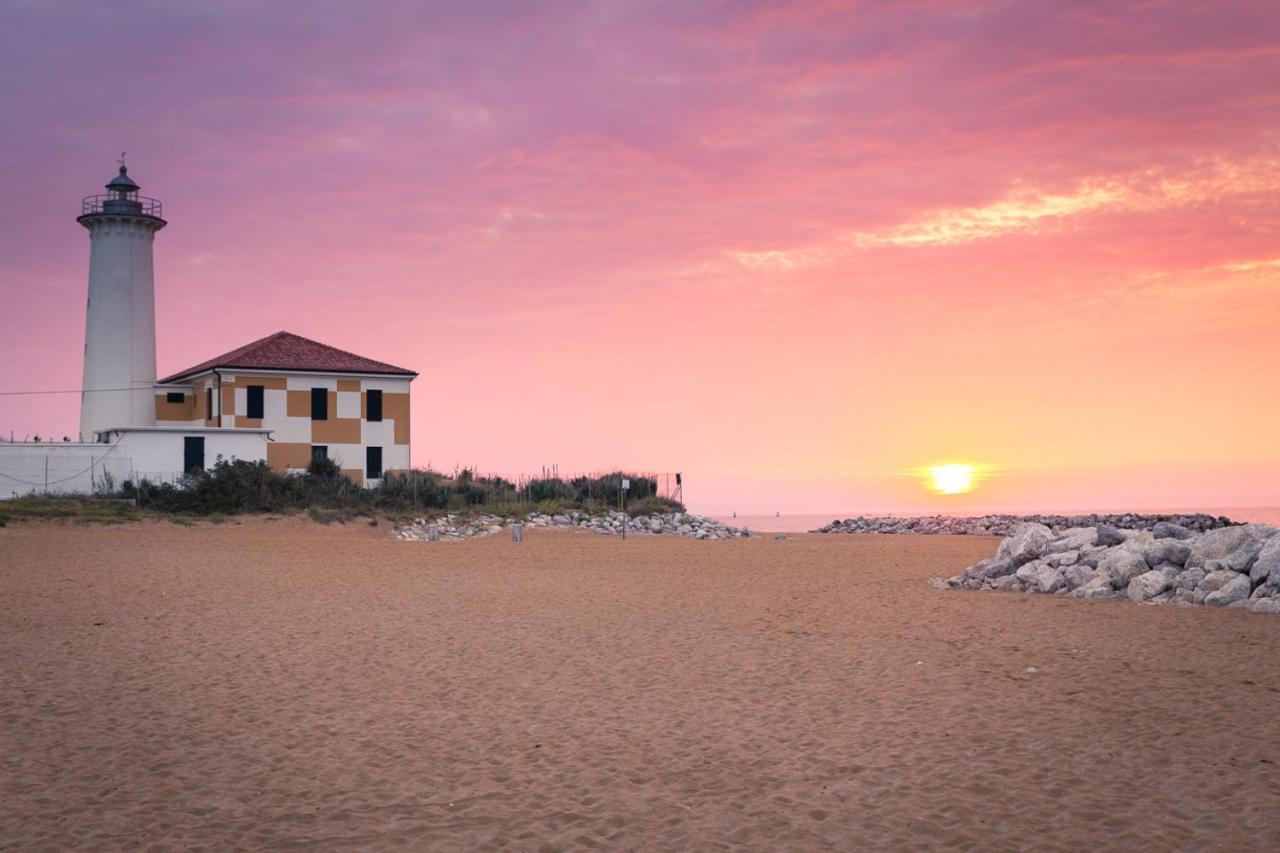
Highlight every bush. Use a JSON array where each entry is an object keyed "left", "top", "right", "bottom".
[
  {"left": 106, "top": 460, "right": 677, "bottom": 522},
  {"left": 626, "top": 496, "right": 685, "bottom": 516}
]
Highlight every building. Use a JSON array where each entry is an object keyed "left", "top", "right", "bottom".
[
  {"left": 150, "top": 330, "right": 414, "bottom": 484},
  {"left": 0, "top": 163, "right": 416, "bottom": 498}
]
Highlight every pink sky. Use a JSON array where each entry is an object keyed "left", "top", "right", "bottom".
[{"left": 1, "top": 1, "right": 1278, "bottom": 514}]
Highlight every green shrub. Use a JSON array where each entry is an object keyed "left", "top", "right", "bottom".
[{"left": 627, "top": 496, "right": 685, "bottom": 516}]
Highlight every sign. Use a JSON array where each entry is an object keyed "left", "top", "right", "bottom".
[{"left": 622, "top": 479, "right": 630, "bottom": 490}]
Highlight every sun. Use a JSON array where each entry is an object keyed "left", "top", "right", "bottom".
[{"left": 928, "top": 464, "right": 976, "bottom": 495}]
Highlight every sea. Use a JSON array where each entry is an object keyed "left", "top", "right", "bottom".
[{"left": 712, "top": 507, "right": 1280, "bottom": 533}]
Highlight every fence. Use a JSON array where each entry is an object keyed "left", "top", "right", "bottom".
[
  {"left": 417, "top": 467, "right": 684, "bottom": 510},
  {"left": 0, "top": 446, "right": 137, "bottom": 499}
]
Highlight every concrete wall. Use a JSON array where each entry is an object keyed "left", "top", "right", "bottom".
[
  {"left": 106, "top": 429, "right": 269, "bottom": 483},
  {"left": 0, "top": 443, "right": 135, "bottom": 499},
  {"left": 0, "top": 430, "right": 268, "bottom": 499}
]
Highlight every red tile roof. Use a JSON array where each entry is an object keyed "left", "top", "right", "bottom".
[{"left": 160, "top": 331, "right": 417, "bottom": 383}]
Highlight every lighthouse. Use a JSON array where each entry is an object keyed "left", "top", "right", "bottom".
[{"left": 77, "top": 162, "right": 166, "bottom": 440}]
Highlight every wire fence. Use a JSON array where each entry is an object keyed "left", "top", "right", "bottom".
[
  {"left": 0, "top": 448, "right": 136, "bottom": 498},
  {"left": 420, "top": 466, "right": 684, "bottom": 510}
]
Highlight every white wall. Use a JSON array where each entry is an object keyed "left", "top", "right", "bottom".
[
  {"left": 111, "top": 430, "right": 268, "bottom": 482},
  {"left": 0, "top": 443, "right": 135, "bottom": 499},
  {"left": 80, "top": 217, "right": 163, "bottom": 439},
  {"left": 0, "top": 430, "right": 270, "bottom": 499}
]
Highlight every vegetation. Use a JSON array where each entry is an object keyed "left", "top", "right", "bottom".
[
  {"left": 0, "top": 459, "right": 683, "bottom": 525},
  {"left": 0, "top": 497, "right": 140, "bottom": 526}
]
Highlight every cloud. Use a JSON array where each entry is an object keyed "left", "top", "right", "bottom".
[{"left": 731, "top": 157, "right": 1280, "bottom": 268}]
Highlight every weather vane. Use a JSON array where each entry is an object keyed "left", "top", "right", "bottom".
[{"left": 118, "top": 151, "right": 126, "bottom": 169}]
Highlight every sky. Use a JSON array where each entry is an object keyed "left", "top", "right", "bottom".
[{"left": 1, "top": 0, "right": 1278, "bottom": 514}]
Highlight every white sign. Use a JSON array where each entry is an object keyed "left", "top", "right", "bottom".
[{"left": 622, "top": 478, "right": 630, "bottom": 490}]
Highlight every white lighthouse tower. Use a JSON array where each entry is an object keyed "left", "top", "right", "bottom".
[{"left": 77, "top": 162, "right": 166, "bottom": 440}]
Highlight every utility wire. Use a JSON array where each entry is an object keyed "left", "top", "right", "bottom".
[{"left": 0, "top": 387, "right": 158, "bottom": 396}]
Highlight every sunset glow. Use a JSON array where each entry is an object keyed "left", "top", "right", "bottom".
[
  {"left": 928, "top": 465, "right": 977, "bottom": 496},
  {"left": 1, "top": 2, "right": 1278, "bottom": 515}
]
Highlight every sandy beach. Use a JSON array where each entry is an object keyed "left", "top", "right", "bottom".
[{"left": 3, "top": 519, "right": 1279, "bottom": 851}]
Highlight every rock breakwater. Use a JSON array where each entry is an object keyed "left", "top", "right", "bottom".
[
  {"left": 395, "top": 510, "right": 750, "bottom": 542},
  {"left": 814, "top": 513, "right": 1236, "bottom": 536},
  {"left": 939, "top": 521, "right": 1280, "bottom": 614}
]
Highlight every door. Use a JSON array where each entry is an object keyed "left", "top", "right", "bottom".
[{"left": 183, "top": 436, "right": 205, "bottom": 473}]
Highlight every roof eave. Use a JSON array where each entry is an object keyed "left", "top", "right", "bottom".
[{"left": 158, "top": 365, "right": 419, "bottom": 384}]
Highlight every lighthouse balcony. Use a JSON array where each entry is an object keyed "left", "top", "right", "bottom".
[{"left": 81, "top": 193, "right": 163, "bottom": 218}]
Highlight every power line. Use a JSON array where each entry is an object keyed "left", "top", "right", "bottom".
[{"left": 0, "top": 386, "right": 153, "bottom": 397}]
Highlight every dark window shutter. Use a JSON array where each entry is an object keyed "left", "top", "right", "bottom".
[
  {"left": 206, "top": 388, "right": 213, "bottom": 419},
  {"left": 311, "top": 387, "right": 328, "bottom": 420},
  {"left": 367, "top": 389, "right": 383, "bottom": 422},
  {"left": 183, "top": 436, "right": 205, "bottom": 472},
  {"left": 246, "top": 385, "right": 265, "bottom": 419},
  {"left": 166, "top": 392, "right": 184, "bottom": 404},
  {"left": 366, "top": 446, "right": 382, "bottom": 479},
  {"left": 311, "top": 445, "right": 328, "bottom": 461}
]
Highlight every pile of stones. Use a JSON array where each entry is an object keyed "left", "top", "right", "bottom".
[
  {"left": 394, "top": 513, "right": 508, "bottom": 541},
  {"left": 394, "top": 510, "right": 750, "bottom": 542},
  {"left": 524, "top": 510, "right": 750, "bottom": 539},
  {"left": 814, "top": 513, "right": 1235, "bottom": 536},
  {"left": 939, "top": 521, "right": 1280, "bottom": 613}
]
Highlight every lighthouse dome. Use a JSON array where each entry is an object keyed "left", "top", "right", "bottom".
[{"left": 106, "top": 164, "right": 140, "bottom": 192}]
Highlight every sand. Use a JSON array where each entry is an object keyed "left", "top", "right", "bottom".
[{"left": 2, "top": 518, "right": 1279, "bottom": 851}]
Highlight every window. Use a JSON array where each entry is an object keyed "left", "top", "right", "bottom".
[
  {"left": 366, "top": 446, "right": 383, "bottom": 480},
  {"left": 246, "top": 384, "right": 265, "bottom": 419},
  {"left": 206, "top": 387, "right": 213, "bottom": 420},
  {"left": 310, "top": 387, "right": 328, "bottom": 420},
  {"left": 367, "top": 389, "right": 383, "bottom": 422},
  {"left": 311, "top": 445, "right": 328, "bottom": 462},
  {"left": 166, "top": 391, "right": 184, "bottom": 404}
]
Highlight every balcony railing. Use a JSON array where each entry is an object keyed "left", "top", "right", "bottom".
[{"left": 81, "top": 193, "right": 163, "bottom": 218}]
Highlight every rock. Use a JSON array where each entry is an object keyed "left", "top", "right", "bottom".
[
  {"left": 1095, "top": 525, "right": 1128, "bottom": 547},
  {"left": 1153, "top": 521, "right": 1194, "bottom": 540},
  {"left": 1176, "top": 567, "right": 1206, "bottom": 590},
  {"left": 1044, "top": 528, "right": 1098, "bottom": 554},
  {"left": 1220, "top": 540, "right": 1263, "bottom": 574},
  {"left": 1251, "top": 537, "right": 1280, "bottom": 586},
  {"left": 1015, "top": 560, "right": 1044, "bottom": 584},
  {"left": 990, "top": 574, "right": 1022, "bottom": 592},
  {"left": 1187, "top": 525, "right": 1255, "bottom": 568},
  {"left": 1143, "top": 539, "right": 1191, "bottom": 568},
  {"left": 1072, "top": 575, "right": 1117, "bottom": 599},
  {"left": 1127, "top": 570, "right": 1172, "bottom": 602},
  {"left": 1046, "top": 549, "right": 1079, "bottom": 568},
  {"left": 1204, "top": 574, "right": 1252, "bottom": 607},
  {"left": 997, "top": 523, "right": 1055, "bottom": 566},
  {"left": 1063, "top": 564, "right": 1095, "bottom": 590},
  {"left": 939, "top": 521, "right": 1280, "bottom": 616},
  {"left": 1099, "top": 550, "right": 1150, "bottom": 589},
  {"left": 1030, "top": 564, "right": 1065, "bottom": 594},
  {"left": 1201, "top": 570, "right": 1242, "bottom": 592},
  {"left": 1077, "top": 547, "right": 1108, "bottom": 569}
]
